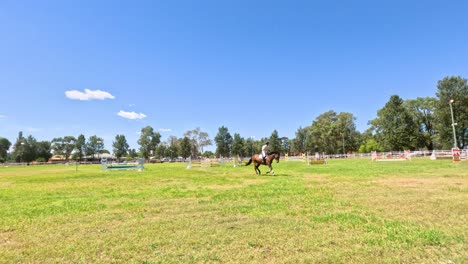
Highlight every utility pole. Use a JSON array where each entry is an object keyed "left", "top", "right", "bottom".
[
  {"left": 342, "top": 133, "right": 345, "bottom": 156},
  {"left": 449, "top": 99, "right": 458, "bottom": 148}
]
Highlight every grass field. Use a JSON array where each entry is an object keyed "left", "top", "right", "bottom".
[{"left": 1, "top": 159, "right": 467, "bottom": 263}]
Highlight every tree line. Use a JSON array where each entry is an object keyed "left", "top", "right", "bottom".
[{"left": 0, "top": 76, "right": 466, "bottom": 163}]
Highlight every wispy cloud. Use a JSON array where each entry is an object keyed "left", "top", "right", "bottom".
[
  {"left": 117, "top": 110, "right": 146, "bottom": 120},
  {"left": 26, "top": 127, "right": 42, "bottom": 132},
  {"left": 0, "top": 115, "right": 7, "bottom": 118},
  {"left": 65, "top": 89, "right": 115, "bottom": 100},
  {"left": 159, "top": 128, "right": 172, "bottom": 132},
  {"left": 128, "top": 104, "right": 136, "bottom": 107}
]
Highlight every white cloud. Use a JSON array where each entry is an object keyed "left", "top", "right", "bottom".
[
  {"left": 129, "top": 104, "right": 136, "bottom": 107},
  {"left": 159, "top": 128, "right": 172, "bottom": 132},
  {"left": 0, "top": 115, "right": 6, "bottom": 118},
  {"left": 65, "top": 89, "right": 115, "bottom": 100},
  {"left": 117, "top": 110, "right": 146, "bottom": 120},
  {"left": 26, "top": 127, "right": 42, "bottom": 132}
]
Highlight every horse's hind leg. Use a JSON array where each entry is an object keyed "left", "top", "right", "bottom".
[{"left": 255, "top": 165, "right": 261, "bottom": 175}]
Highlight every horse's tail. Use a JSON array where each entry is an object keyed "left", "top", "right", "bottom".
[{"left": 245, "top": 158, "right": 252, "bottom": 166}]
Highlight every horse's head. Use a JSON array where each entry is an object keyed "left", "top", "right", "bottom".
[{"left": 271, "top": 152, "right": 280, "bottom": 163}]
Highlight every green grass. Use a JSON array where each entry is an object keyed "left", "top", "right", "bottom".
[{"left": 0, "top": 159, "right": 467, "bottom": 263}]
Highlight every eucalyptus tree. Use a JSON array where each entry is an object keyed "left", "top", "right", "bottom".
[
  {"left": 86, "top": 135, "right": 104, "bottom": 160},
  {"left": 75, "top": 134, "right": 86, "bottom": 161},
  {"left": 51, "top": 136, "right": 76, "bottom": 160},
  {"left": 184, "top": 127, "right": 212, "bottom": 156},
  {"left": 138, "top": 126, "right": 161, "bottom": 159}
]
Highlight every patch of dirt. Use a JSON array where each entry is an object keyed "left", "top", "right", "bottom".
[
  {"left": 206, "top": 179, "right": 267, "bottom": 190},
  {"left": 0, "top": 182, "right": 12, "bottom": 187},
  {"left": 0, "top": 229, "right": 16, "bottom": 246},
  {"left": 304, "top": 174, "right": 330, "bottom": 182},
  {"left": 376, "top": 177, "right": 467, "bottom": 189}
]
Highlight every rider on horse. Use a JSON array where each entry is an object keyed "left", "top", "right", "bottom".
[{"left": 261, "top": 141, "right": 270, "bottom": 164}]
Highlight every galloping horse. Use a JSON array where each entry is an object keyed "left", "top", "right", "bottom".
[{"left": 245, "top": 152, "right": 280, "bottom": 175}]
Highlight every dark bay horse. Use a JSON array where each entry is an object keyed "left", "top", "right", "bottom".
[{"left": 245, "top": 152, "right": 280, "bottom": 175}]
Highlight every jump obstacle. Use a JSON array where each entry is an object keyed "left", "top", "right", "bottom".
[
  {"left": 371, "top": 150, "right": 411, "bottom": 161},
  {"left": 307, "top": 152, "right": 328, "bottom": 165},
  {"left": 186, "top": 157, "right": 224, "bottom": 169},
  {"left": 101, "top": 158, "right": 144, "bottom": 171},
  {"left": 450, "top": 148, "right": 466, "bottom": 162}
]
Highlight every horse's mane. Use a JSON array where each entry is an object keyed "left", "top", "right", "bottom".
[{"left": 269, "top": 151, "right": 280, "bottom": 156}]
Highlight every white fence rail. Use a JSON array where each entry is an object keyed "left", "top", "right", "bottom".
[{"left": 282, "top": 149, "right": 467, "bottom": 161}]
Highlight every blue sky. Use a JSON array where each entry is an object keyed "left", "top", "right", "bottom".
[{"left": 1, "top": 0, "right": 467, "bottom": 151}]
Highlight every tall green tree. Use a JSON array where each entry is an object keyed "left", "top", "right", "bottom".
[
  {"left": 138, "top": 126, "right": 161, "bottom": 159},
  {"left": 183, "top": 128, "right": 198, "bottom": 156},
  {"left": 128, "top": 149, "right": 138, "bottom": 159},
  {"left": 179, "top": 137, "right": 192, "bottom": 159},
  {"left": 0, "top": 137, "right": 11, "bottom": 162},
  {"left": 202, "top": 150, "right": 214, "bottom": 158},
  {"left": 309, "top": 111, "right": 337, "bottom": 154},
  {"left": 435, "top": 76, "right": 468, "bottom": 149},
  {"left": 75, "top": 134, "right": 86, "bottom": 161},
  {"left": 269, "top": 130, "right": 281, "bottom": 153},
  {"left": 155, "top": 143, "right": 167, "bottom": 159},
  {"left": 22, "top": 135, "right": 38, "bottom": 164},
  {"left": 231, "top": 133, "right": 245, "bottom": 157},
  {"left": 405, "top": 97, "right": 438, "bottom": 150},
  {"left": 243, "top": 137, "right": 256, "bottom": 157},
  {"left": 358, "top": 138, "right": 383, "bottom": 153},
  {"left": 307, "top": 111, "right": 360, "bottom": 154},
  {"left": 13, "top": 132, "right": 25, "bottom": 162},
  {"left": 281, "top": 137, "right": 291, "bottom": 155},
  {"left": 358, "top": 129, "right": 382, "bottom": 153},
  {"left": 13, "top": 134, "right": 37, "bottom": 164},
  {"left": 167, "top": 136, "right": 179, "bottom": 159},
  {"left": 113, "top": 134, "right": 129, "bottom": 161},
  {"left": 370, "top": 95, "right": 418, "bottom": 151},
  {"left": 292, "top": 127, "right": 308, "bottom": 154},
  {"left": 86, "top": 135, "right": 104, "bottom": 160},
  {"left": 336, "top": 112, "right": 361, "bottom": 153},
  {"left": 214, "top": 126, "right": 233, "bottom": 157},
  {"left": 35, "top": 141, "right": 52, "bottom": 162},
  {"left": 51, "top": 136, "right": 76, "bottom": 160}
]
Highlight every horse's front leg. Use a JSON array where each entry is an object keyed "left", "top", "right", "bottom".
[{"left": 268, "top": 165, "right": 274, "bottom": 175}]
